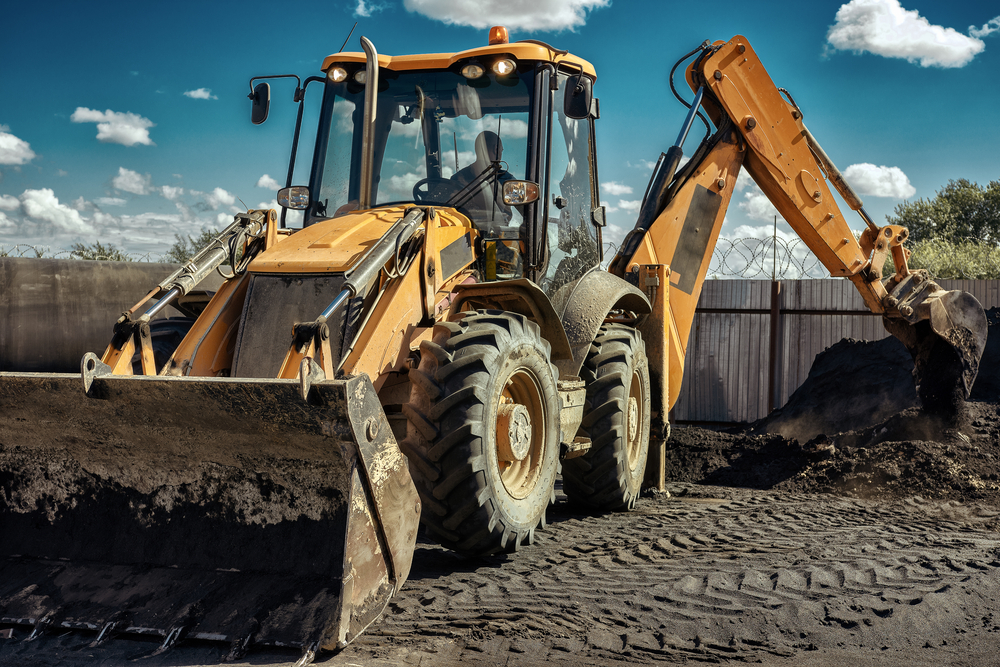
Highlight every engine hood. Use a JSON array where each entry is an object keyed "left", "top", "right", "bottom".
[{"left": 249, "top": 206, "right": 471, "bottom": 274}]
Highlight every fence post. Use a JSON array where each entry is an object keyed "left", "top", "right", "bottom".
[{"left": 767, "top": 279, "right": 781, "bottom": 413}]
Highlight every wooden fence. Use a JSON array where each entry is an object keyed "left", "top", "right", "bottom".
[{"left": 670, "top": 279, "right": 1000, "bottom": 425}]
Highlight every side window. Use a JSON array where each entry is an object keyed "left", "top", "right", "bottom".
[{"left": 543, "top": 74, "right": 600, "bottom": 298}]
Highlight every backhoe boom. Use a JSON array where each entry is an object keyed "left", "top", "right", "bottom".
[{"left": 611, "top": 35, "right": 987, "bottom": 419}]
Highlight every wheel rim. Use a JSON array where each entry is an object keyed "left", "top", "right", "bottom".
[
  {"left": 496, "top": 368, "right": 546, "bottom": 499},
  {"left": 626, "top": 368, "right": 645, "bottom": 472}
]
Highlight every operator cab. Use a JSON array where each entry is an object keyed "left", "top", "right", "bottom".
[{"left": 290, "top": 29, "right": 607, "bottom": 305}]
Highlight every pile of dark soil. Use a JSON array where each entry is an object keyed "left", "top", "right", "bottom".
[
  {"left": 759, "top": 307, "right": 1000, "bottom": 442},
  {"left": 669, "top": 401, "right": 1000, "bottom": 502},
  {"left": 667, "top": 307, "right": 1000, "bottom": 502}
]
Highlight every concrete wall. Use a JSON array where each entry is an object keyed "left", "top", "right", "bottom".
[{"left": 0, "top": 258, "right": 195, "bottom": 372}]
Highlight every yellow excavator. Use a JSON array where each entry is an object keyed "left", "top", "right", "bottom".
[{"left": 0, "top": 30, "right": 987, "bottom": 660}]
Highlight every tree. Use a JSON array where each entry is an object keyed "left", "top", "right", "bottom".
[
  {"left": 906, "top": 238, "right": 1000, "bottom": 279},
  {"left": 162, "top": 228, "right": 221, "bottom": 264},
  {"left": 70, "top": 241, "right": 132, "bottom": 261},
  {"left": 887, "top": 179, "right": 1000, "bottom": 244}
]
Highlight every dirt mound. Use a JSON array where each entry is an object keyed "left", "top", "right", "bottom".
[
  {"left": 668, "top": 398, "right": 1000, "bottom": 502},
  {"left": 758, "top": 306, "right": 1000, "bottom": 444},
  {"left": 970, "top": 306, "right": 1000, "bottom": 401},
  {"left": 759, "top": 336, "right": 918, "bottom": 441}
]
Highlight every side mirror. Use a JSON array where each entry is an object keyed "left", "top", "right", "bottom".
[
  {"left": 564, "top": 75, "right": 592, "bottom": 120},
  {"left": 278, "top": 186, "right": 310, "bottom": 209},
  {"left": 502, "top": 180, "right": 540, "bottom": 206},
  {"left": 251, "top": 82, "right": 270, "bottom": 125}
]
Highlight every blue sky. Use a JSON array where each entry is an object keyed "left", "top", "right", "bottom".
[{"left": 1, "top": 0, "right": 998, "bottom": 263}]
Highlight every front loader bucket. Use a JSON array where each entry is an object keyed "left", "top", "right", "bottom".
[
  {"left": 0, "top": 371, "right": 420, "bottom": 654},
  {"left": 883, "top": 274, "right": 988, "bottom": 415}
]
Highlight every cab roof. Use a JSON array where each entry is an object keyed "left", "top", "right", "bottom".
[{"left": 321, "top": 41, "right": 597, "bottom": 80}]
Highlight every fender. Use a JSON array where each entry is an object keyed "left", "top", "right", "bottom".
[
  {"left": 555, "top": 269, "right": 651, "bottom": 379},
  {"left": 449, "top": 278, "right": 574, "bottom": 363}
]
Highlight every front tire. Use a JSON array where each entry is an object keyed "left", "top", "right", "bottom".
[
  {"left": 401, "top": 311, "right": 560, "bottom": 555},
  {"left": 563, "top": 324, "right": 651, "bottom": 510}
]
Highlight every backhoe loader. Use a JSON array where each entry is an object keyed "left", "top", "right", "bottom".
[{"left": 0, "top": 29, "right": 987, "bottom": 659}]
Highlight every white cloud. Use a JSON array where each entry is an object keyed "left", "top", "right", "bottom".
[
  {"left": 19, "top": 189, "right": 96, "bottom": 234},
  {"left": 627, "top": 159, "right": 657, "bottom": 171},
  {"left": 738, "top": 183, "right": 780, "bottom": 222},
  {"left": 618, "top": 199, "right": 641, "bottom": 212},
  {"left": 0, "top": 125, "right": 36, "bottom": 165},
  {"left": 723, "top": 224, "right": 798, "bottom": 243},
  {"left": 0, "top": 194, "right": 20, "bottom": 211},
  {"left": 827, "top": 0, "right": 986, "bottom": 68},
  {"left": 843, "top": 163, "right": 916, "bottom": 198},
  {"left": 71, "top": 107, "right": 156, "bottom": 146},
  {"left": 257, "top": 174, "right": 281, "bottom": 190},
  {"left": 354, "top": 0, "right": 386, "bottom": 17},
  {"left": 96, "top": 197, "right": 127, "bottom": 207},
  {"left": 403, "top": 0, "right": 610, "bottom": 32},
  {"left": 183, "top": 88, "right": 218, "bottom": 100},
  {"left": 601, "top": 181, "right": 633, "bottom": 196},
  {"left": 0, "top": 211, "right": 14, "bottom": 230},
  {"left": 160, "top": 185, "right": 184, "bottom": 200},
  {"left": 204, "top": 187, "right": 236, "bottom": 210},
  {"left": 970, "top": 16, "right": 1000, "bottom": 39},
  {"left": 112, "top": 167, "right": 153, "bottom": 195},
  {"left": 735, "top": 170, "right": 754, "bottom": 192}
]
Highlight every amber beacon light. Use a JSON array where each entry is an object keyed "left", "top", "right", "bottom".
[{"left": 489, "top": 26, "right": 509, "bottom": 45}]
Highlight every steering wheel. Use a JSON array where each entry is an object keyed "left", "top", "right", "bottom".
[{"left": 412, "top": 177, "right": 454, "bottom": 202}]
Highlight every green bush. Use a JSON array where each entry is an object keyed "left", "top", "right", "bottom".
[{"left": 904, "top": 238, "right": 1000, "bottom": 280}]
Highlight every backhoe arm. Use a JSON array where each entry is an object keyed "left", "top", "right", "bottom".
[
  {"left": 610, "top": 35, "right": 987, "bottom": 420},
  {"left": 687, "top": 36, "right": 897, "bottom": 313}
]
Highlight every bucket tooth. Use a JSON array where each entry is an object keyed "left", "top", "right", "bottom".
[
  {"left": 26, "top": 615, "right": 52, "bottom": 642},
  {"left": 90, "top": 619, "right": 122, "bottom": 647}
]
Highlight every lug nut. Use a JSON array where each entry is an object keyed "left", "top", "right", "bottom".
[{"left": 899, "top": 305, "right": 913, "bottom": 317}]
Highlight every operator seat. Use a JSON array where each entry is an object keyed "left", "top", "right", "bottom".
[{"left": 452, "top": 130, "right": 511, "bottom": 225}]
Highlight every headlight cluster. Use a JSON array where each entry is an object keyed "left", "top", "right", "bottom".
[{"left": 460, "top": 58, "right": 517, "bottom": 80}]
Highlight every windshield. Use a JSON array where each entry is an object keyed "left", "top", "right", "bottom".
[{"left": 312, "top": 67, "right": 534, "bottom": 235}]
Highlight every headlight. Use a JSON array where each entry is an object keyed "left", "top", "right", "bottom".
[
  {"left": 461, "top": 63, "right": 485, "bottom": 79},
  {"left": 354, "top": 70, "right": 368, "bottom": 84},
  {"left": 492, "top": 59, "right": 516, "bottom": 76},
  {"left": 327, "top": 67, "right": 348, "bottom": 82}
]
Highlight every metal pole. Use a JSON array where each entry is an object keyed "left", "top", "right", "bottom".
[
  {"left": 768, "top": 215, "right": 779, "bottom": 413},
  {"left": 358, "top": 37, "right": 379, "bottom": 210}
]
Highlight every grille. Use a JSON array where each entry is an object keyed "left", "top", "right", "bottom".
[{"left": 232, "top": 273, "right": 347, "bottom": 378}]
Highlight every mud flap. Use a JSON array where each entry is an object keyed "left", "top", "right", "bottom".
[
  {"left": 0, "top": 371, "right": 420, "bottom": 652},
  {"left": 882, "top": 273, "right": 988, "bottom": 414}
]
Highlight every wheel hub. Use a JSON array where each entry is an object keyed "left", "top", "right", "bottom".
[
  {"left": 627, "top": 395, "right": 638, "bottom": 444},
  {"left": 497, "top": 402, "right": 532, "bottom": 461}
]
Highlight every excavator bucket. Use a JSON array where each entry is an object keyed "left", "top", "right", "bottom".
[
  {"left": 0, "top": 369, "right": 420, "bottom": 654},
  {"left": 883, "top": 274, "right": 988, "bottom": 415}
]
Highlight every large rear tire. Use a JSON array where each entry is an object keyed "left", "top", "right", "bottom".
[
  {"left": 563, "top": 324, "right": 651, "bottom": 510},
  {"left": 401, "top": 310, "right": 559, "bottom": 555}
]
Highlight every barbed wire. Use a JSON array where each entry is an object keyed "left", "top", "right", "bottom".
[
  {"left": 0, "top": 245, "right": 164, "bottom": 262},
  {"left": 7, "top": 238, "right": 829, "bottom": 279},
  {"left": 602, "top": 237, "right": 827, "bottom": 279}
]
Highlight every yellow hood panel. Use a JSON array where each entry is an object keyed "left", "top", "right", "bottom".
[{"left": 249, "top": 206, "right": 472, "bottom": 274}]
